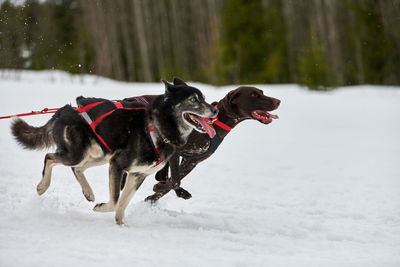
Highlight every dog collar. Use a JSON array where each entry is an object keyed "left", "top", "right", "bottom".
[
  {"left": 203, "top": 105, "right": 232, "bottom": 132},
  {"left": 213, "top": 103, "right": 233, "bottom": 131},
  {"left": 212, "top": 118, "right": 232, "bottom": 131}
]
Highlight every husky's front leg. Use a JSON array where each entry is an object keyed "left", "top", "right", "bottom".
[
  {"left": 93, "top": 159, "right": 124, "bottom": 212},
  {"left": 115, "top": 173, "right": 146, "bottom": 225}
]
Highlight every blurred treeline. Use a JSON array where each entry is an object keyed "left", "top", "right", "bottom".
[{"left": 1, "top": 0, "right": 399, "bottom": 89}]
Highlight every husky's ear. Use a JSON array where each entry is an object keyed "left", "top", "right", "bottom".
[
  {"left": 173, "top": 77, "right": 187, "bottom": 86},
  {"left": 162, "top": 79, "right": 175, "bottom": 94}
]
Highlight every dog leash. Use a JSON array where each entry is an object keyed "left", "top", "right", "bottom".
[
  {"left": 0, "top": 96, "right": 152, "bottom": 120},
  {"left": 0, "top": 108, "right": 61, "bottom": 120}
]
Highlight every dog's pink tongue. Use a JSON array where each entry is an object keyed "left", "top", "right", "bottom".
[
  {"left": 193, "top": 116, "right": 216, "bottom": 138},
  {"left": 270, "top": 114, "right": 279, "bottom": 119}
]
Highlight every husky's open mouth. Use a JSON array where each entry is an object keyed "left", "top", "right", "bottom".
[
  {"left": 183, "top": 112, "right": 216, "bottom": 138},
  {"left": 251, "top": 110, "right": 279, "bottom": 124}
]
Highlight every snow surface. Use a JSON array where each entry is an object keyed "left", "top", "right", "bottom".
[{"left": 0, "top": 70, "right": 399, "bottom": 267}]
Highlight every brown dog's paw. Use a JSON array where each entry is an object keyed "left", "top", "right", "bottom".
[
  {"left": 175, "top": 187, "right": 192, "bottom": 199},
  {"left": 144, "top": 193, "right": 162, "bottom": 203},
  {"left": 155, "top": 172, "right": 167, "bottom": 182},
  {"left": 153, "top": 182, "right": 171, "bottom": 193}
]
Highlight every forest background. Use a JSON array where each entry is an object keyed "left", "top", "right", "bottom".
[{"left": 1, "top": 0, "right": 399, "bottom": 89}]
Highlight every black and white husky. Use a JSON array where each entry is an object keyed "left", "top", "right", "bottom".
[{"left": 11, "top": 78, "right": 218, "bottom": 224}]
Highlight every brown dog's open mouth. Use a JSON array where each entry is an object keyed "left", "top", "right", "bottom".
[
  {"left": 251, "top": 110, "right": 279, "bottom": 124},
  {"left": 183, "top": 113, "right": 216, "bottom": 138}
]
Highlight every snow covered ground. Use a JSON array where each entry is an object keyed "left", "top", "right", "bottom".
[{"left": 0, "top": 70, "right": 399, "bottom": 267}]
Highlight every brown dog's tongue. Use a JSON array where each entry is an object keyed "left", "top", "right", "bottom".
[
  {"left": 192, "top": 116, "right": 216, "bottom": 138},
  {"left": 270, "top": 114, "right": 279, "bottom": 119}
]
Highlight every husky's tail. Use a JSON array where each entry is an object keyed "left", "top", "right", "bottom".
[{"left": 11, "top": 117, "right": 55, "bottom": 150}]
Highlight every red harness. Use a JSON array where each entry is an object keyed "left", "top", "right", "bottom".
[
  {"left": 77, "top": 97, "right": 163, "bottom": 167},
  {"left": 0, "top": 97, "right": 163, "bottom": 166}
]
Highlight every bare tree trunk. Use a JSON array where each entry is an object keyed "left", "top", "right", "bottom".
[
  {"left": 152, "top": 0, "right": 166, "bottom": 79},
  {"left": 379, "top": 0, "right": 400, "bottom": 50},
  {"left": 324, "top": 0, "right": 343, "bottom": 84},
  {"left": 282, "top": 0, "right": 297, "bottom": 82},
  {"left": 206, "top": 0, "right": 222, "bottom": 84},
  {"left": 132, "top": 0, "right": 153, "bottom": 82},
  {"left": 313, "top": 0, "right": 328, "bottom": 48},
  {"left": 378, "top": 0, "right": 400, "bottom": 84},
  {"left": 170, "top": 0, "right": 188, "bottom": 77},
  {"left": 348, "top": 6, "right": 364, "bottom": 84},
  {"left": 117, "top": 0, "right": 136, "bottom": 81},
  {"left": 82, "top": 0, "right": 112, "bottom": 78},
  {"left": 104, "top": 1, "right": 124, "bottom": 80}
]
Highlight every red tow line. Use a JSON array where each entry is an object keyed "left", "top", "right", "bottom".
[{"left": 0, "top": 108, "right": 60, "bottom": 120}]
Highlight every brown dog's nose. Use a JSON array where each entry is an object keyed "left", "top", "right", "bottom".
[{"left": 273, "top": 99, "right": 281, "bottom": 108}]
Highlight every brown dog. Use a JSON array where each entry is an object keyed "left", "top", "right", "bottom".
[{"left": 144, "top": 86, "right": 280, "bottom": 202}]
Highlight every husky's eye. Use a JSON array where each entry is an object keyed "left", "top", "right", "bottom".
[{"left": 190, "top": 97, "right": 198, "bottom": 103}]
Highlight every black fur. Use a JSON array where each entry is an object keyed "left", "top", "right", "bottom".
[{"left": 11, "top": 117, "right": 55, "bottom": 150}]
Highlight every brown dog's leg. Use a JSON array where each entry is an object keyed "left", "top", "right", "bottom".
[
  {"left": 152, "top": 154, "right": 180, "bottom": 192},
  {"left": 172, "top": 157, "right": 199, "bottom": 199},
  {"left": 155, "top": 161, "right": 169, "bottom": 182},
  {"left": 145, "top": 155, "right": 179, "bottom": 203},
  {"left": 146, "top": 156, "right": 198, "bottom": 202}
]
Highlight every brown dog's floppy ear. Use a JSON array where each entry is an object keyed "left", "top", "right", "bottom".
[
  {"left": 227, "top": 89, "right": 241, "bottom": 105},
  {"left": 173, "top": 77, "right": 187, "bottom": 86}
]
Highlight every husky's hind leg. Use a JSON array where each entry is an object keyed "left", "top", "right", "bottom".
[
  {"left": 37, "top": 153, "right": 62, "bottom": 195},
  {"left": 37, "top": 130, "right": 89, "bottom": 196},
  {"left": 37, "top": 149, "right": 84, "bottom": 195}
]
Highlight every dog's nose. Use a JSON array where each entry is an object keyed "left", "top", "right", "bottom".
[
  {"left": 211, "top": 107, "right": 219, "bottom": 116},
  {"left": 273, "top": 99, "right": 281, "bottom": 108}
]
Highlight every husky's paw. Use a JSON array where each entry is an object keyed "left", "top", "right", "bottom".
[
  {"left": 175, "top": 187, "right": 192, "bottom": 200},
  {"left": 115, "top": 217, "right": 124, "bottom": 225},
  {"left": 93, "top": 202, "right": 115, "bottom": 212},
  {"left": 115, "top": 211, "right": 125, "bottom": 225},
  {"left": 83, "top": 190, "right": 95, "bottom": 202},
  {"left": 36, "top": 182, "right": 50, "bottom": 196}
]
